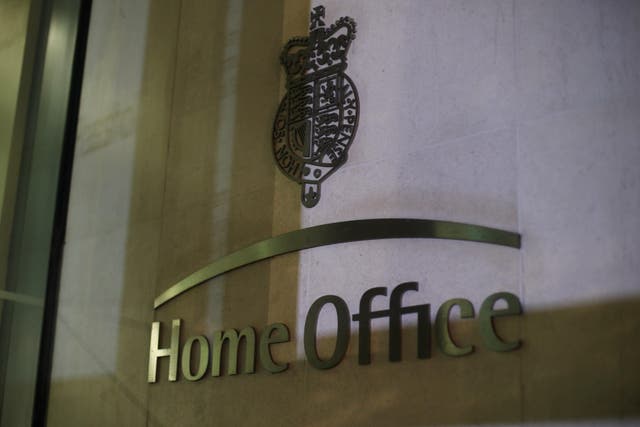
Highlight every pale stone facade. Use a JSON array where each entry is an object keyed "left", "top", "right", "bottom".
[{"left": 48, "top": 1, "right": 640, "bottom": 426}]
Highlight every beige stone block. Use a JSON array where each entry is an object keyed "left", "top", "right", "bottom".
[
  {"left": 521, "top": 299, "right": 640, "bottom": 422},
  {"left": 300, "top": 320, "right": 522, "bottom": 427},
  {"left": 66, "top": 0, "right": 179, "bottom": 241},
  {"left": 48, "top": 375, "right": 147, "bottom": 427}
]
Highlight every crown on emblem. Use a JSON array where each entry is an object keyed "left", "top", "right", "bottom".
[{"left": 279, "top": 6, "right": 356, "bottom": 83}]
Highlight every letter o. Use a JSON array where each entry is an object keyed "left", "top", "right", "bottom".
[
  {"left": 304, "top": 295, "right": 350, "bottom": 369},
  {"left": 181, "top": 335, "right": 209, "bottom": 381}
]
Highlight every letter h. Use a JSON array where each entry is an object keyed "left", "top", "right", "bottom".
[{"left": 148, "top": 319, "right": 181, "bottom": 383}]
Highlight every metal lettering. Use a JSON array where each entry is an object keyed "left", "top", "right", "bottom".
[
  {"left": 259, "top": 323, "right": 290, "bottom": 374},
  {"left": 479, "top": 292, "right": 522, "bottom": 352},
  {"left": 148, "top": 319, "right": 181, "bottom": 383},
  {"left": 181, "top": 335, "right": 209, "bottom": 381},
  {"left": 212, "top": 327, "right": 256, "bottom": 376},
  {"left": 435, "top": 298, "right": 475, "bottom": 356},
  {"left": 304, "top": 295, "right": 350, "bottom": 369},
  {"left": 352, "top": 283, "right": 430, "bottom": 363},
  {"left": 274, "top": 144, "right": 289, "bottom": 162},
  {"left": 352, "top": 287, "right": 387, "bottom": 365},
  {"left": 388, "top": 282, "right": 430, "bottom": 361}
]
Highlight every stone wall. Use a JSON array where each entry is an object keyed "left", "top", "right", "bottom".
[{"left": 48, "top": 1, "right": 640, "bottom": 426}]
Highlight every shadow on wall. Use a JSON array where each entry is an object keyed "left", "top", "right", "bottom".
[
  {"left": 295, "top": 296, "right": 640, "bottom": 426},
  {"left": 146, "top": 295, "right": 640, "bottom": 426},
  {"left": 47, "top": 294, "right": 640, "bottom": 426}
]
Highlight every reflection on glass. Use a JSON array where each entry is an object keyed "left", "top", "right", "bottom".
[{"left": 0, "top": 0, "right": 84, "bottom": 425}]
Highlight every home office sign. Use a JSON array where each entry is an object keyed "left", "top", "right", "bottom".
[
  {"left": 148, "top": 217, "right": 523, "bottom": 383},
  {"left": 149, "top": 278, "right": 522, "bottom": 383},
  {"left": 148, "top": 7, "right": 523, "bottom": 384}
]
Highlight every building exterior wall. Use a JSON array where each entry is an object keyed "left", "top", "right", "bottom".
[{"left": 47, "top": 1, "right": 640, "bottom": 426}]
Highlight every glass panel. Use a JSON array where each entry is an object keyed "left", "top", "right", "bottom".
[
  {"left": 0, "top": 0, "right": 85, "bottom": 425},
  {"left": 0, "top": 300, "right": 43, "bottom": 425}
]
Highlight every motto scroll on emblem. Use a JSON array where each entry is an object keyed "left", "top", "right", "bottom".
[{"left": 272, "top": 5, "right": 359, "bottom": 208}]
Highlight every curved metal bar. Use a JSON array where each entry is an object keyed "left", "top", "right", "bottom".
[{"left": 154, "top": 218, "right": 521, "bottom": 309}]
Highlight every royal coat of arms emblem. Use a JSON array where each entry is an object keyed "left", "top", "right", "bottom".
[{"left": 272, "top": 5, "right": 359, "bottom": 208}]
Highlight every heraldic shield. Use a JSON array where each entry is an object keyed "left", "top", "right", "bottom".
[{"left": 272, "top": 5, "right": 359, "bottom": 208}]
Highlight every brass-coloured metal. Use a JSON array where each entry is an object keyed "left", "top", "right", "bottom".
[
  {"left": 154, "top": 219, "right": 521, "bottom": 309},
  {"left": 259, "top": 323, "right": 290, "bottom": 374},
  {"left": 181, "top": 336, "right": 209, "bottom": 381},
  {"left": 352, "top": 283, "right": 431, "bottom": 363},
  {"left": 435, "top": 298, "right": 475, "bottom": 356},
  {"left": 479, "top": 292, "right": 522, "bottom": 352},
  {"left": 387, "top": 282, "right": 430, "bottom": 362},
  {"left": 352, "top": 286, "right": 387, "bottom": 365},
  {"left": 148, "top": 319, "right": 180, "bottom": 383},
  {"left": 211, "top": 327, "right": 256, "bottom": 376},
  {"left": 304, "top": 295, "right": 350, "bottom": 369}
]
